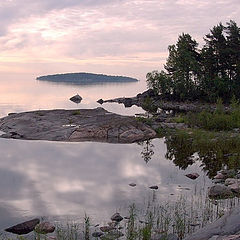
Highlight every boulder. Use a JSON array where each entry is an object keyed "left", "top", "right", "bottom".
[
  {"left": 149, "top": 185, "right": 158, "bottom": 190},
  {"left": 5, "top": 218, "right": 40, "bottom": 235},
  {"left": 0, "top": 108, "right": 156, "bottom": 143},
  {"left": 208, "top": 185, "right": 233, "bottom": 199},
  {"left": 34, "top": 222, "right": 55, "bottom": 234},
  {"left": 69, "top": 94, "right": 82, "bottom": 103},
  {"left": 184, "top": 208, "right": 240, "bottom": 240}
]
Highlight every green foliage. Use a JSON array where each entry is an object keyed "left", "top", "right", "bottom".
[
  {"left": 184, "top": 100, "right": 240, "bottom": 131},
  {"left": 164, "top": 129, "right": 240, "bottom": 177},
  {"left": 147, "top": 20, "right": 240, "bottom": 103},
  {"left": 72, "top": 110, "right": 81, "bottom": 115}
]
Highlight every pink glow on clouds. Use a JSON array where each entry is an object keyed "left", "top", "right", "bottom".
[{"left": 0, "top": 0, "right": 239, "bottom": 78}]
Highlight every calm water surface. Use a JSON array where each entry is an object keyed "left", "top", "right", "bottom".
[{"left": 0, "top": 73, "right": 211, "bottom": 231}]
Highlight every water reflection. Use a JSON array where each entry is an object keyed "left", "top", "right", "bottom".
[
  {"left": 0, "top": 138, "right": 210, "bottom": 230},
  {"left": 163, "top": 131, "right": 240, "bottom": 178}
]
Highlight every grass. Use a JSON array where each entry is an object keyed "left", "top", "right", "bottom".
[
  {"left": 2, "top": 195, "right": 240, "bottom": 240},
  {"left": 180, "top": 98, "right": 240, "bottom": 131},
  {"left": 72, "top": 110, "right": 81, "bottom": 116}
]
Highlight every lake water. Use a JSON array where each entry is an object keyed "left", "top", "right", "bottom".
[{"left": 0, "top": 73, "right": 212, "bottom": 232}]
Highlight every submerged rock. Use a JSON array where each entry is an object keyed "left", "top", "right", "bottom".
[
  {"left": 0, "top": 108, "right": 156, "bottom": 143},
  {"left": 100, "top": 230, "right": 124, "bottom": 239},
  {"left": 69, "top": 94, "right": 82, "bottom": 103},
  {"left": 5, "top": 218, "right": 40, "bottom": 235},
  {"left": 92, "top": 231, "right": 104, "bottom": 237},
  {"left": 111, "top": 213, "right": 123, "bottom": 222},
  {"left": 100, "top": 226, "right": 116, "bottom": 232},
  {"left": 185, "top": 173, "right": 199, "bottom": 180},
  {"left": 34, "top": 222, "right": 55, "bottom": 234},
  {"left": 129, "top": 183, "right": 137, "bottom": 187}
]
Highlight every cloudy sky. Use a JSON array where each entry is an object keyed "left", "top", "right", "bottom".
[{"left": 0, "top": 0, "right": 239, "bottom": 78}]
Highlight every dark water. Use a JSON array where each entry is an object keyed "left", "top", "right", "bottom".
[{"left": 0, "top": 74, "right": 211, "bottom": 231}]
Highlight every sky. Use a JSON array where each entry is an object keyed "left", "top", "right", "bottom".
[{"left": 0, "top": 0, "right": 239, "bottom": 78}]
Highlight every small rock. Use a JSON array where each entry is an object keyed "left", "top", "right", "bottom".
[
  {"left": 208, "top": 185, "right": 233, "bottom": 199},
  {"left": 69, "top": 94, "right": 82, "bottom": 103},
  {"left": 225, "top": 178, "right": 240, "bottom": 186},
  {"left": 229, "top": 183, "right": 240, "bottom": 194},
  {"left": 214, "top": 173, "right": 225, "bottom": 180},
  {"left": 111, "top": 213, "right": 123, "bottom": 222},
  {"left": 5, "top": 218, "right": 40, "bottom": 235},
  {"left": 149, "top": 185, "right": 158, "bottom": 190},
  {"left": 129, "top": 183, "right": 136, "bottom": 187},
  {"left": 185, "top": 173, "right": 199, "bottom": 180},
  {"left": 92, "top": 231, "right": 104, "bottom": 238},
  {"left": 34, "top": 222, "right": 55, "bottom": 234},
  {"left": 100, "top": 226, "right": 115, "bottom": 232},
  {"left": 101, "top": 230, "right": 124, "bottom": 239},
  {"left": 108, "top": 222, "right": 118, "bottom": 228},
  {"left": 97, "top": 99, "right": 104, "bottom": 104}
]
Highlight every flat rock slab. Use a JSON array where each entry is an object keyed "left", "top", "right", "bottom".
[{"left": 0, "top": 107, "right": 156, "bottom": 143}]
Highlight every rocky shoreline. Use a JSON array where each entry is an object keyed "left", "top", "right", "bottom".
[{"left": 0, "top": 107, "right": 156, "bottom": 143}]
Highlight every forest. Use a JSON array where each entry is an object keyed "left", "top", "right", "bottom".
[{"left": 147, "top": 20, "right": 240, "bottom": 103}]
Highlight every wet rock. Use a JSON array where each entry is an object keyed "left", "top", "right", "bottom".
[
  {"left": 69, "top": 94, "right": 82, "bottom": 103},
  {"left": 151, "top": 233, "right": 178, "bottom": 240},
  {"left": 34, "top": 222, "right": 55, "bottom": 234},
  {"left": 97, "top": 99, "right": 104, "bottom": 104},
  {"left": 100, "top": 230, "right": 124, "bottom": 239},
  {"left": 129, "top": 183, "right": 136, "bottom": 187},
  {"left": 111, "top": 213, "right": 123, "bottom": 222},
  {"left": 92, "top": 231, "right": 104, "bottom": 238},
  {"left": 149, "top": 185, "right": 158, "bottom": 190},
  {"left": 5, "top": 218, "right": 40, "bottom": 235},
  {"left": 185, "top": 173, "right": 199, "bottom": 180},
  {"left": 100, "top": 226, "right": 115, "bottom": 232},
  {"left": 208, "top": 185, "right": 233, "bottom": 199}
]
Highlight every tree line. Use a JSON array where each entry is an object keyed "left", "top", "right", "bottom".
[{"left": 147, "top": 20, "right": 240, "bottom": 103}]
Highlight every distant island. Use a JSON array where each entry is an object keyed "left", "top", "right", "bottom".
[{"left": 36, "top": 72, "right": 138, "bottom": 84}]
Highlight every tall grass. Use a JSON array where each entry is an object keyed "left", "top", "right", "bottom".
[{"left": 184, "top": 98, "right": 240, "bottom": 131}]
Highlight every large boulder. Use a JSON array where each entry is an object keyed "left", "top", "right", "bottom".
[
  {"left": 0, "top": 108, "right": 156, "bottom": 143},
  {"left": 184, "top": 208, "right": 240, "bottom": 240}
]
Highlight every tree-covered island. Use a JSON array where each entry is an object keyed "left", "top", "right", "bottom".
[{"left": 36, "top": 72, "right": 138, "bottom": 84}]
